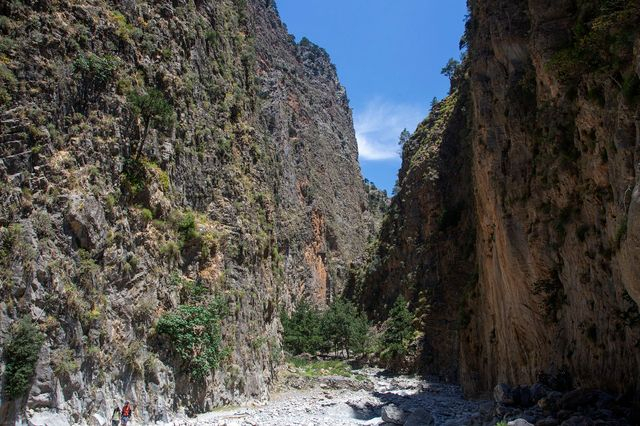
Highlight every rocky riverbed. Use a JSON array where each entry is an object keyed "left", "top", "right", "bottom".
[
  {"left": 24, "top": 363, "right": 638, "bottom": 425},
  {"left": 164, "top": 367, "right": 485, "bottom": 426}
]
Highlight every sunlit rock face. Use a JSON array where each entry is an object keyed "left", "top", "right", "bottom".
[{"left": 0, "top": 0, "right": 372, "bottom": 422}]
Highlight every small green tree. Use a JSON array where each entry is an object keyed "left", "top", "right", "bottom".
[
  {"left": 380, "top": 295, "right": 415, "bottom": 361},
  {"left": 441, "top": 58, "right": 463, "bottom": 92},
  {"left": 281, "top": 300, "right": 323, "bottom": 355},
  {"left": 440, "top": 58, "right": 460, "bottom": 81},
  {"left": 127, "top": 88, "right": 174, "bottom": 160},
  {"left": 3, "top": 317, "right": 44, "bottom": 398},
  {"left": 398, "top": 128, "right": 411, "bottom": 148}
]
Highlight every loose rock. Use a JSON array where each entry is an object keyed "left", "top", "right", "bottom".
[{"left": 381, "top": 404, "right": 407, "bottom": 425}]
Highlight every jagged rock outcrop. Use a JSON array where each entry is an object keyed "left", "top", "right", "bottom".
[
  {"left": 0, "top": 0, "right": 370, "bottom": 423},
  {"left": 360, "top": 0, "right": 640, "bottom": 405}
]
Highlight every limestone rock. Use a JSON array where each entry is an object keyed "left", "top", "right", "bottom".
[
  {"left": 381, "top": 404, "right": 408, "bottom": 425},
  {"left": 64, "top": 193, "right": 106, "bottom": 251},
  {"left": 0, "top": 0, "right": 375, "bottom": 422},
  {"left": 28, "top": 411, "right": 71, "bottom": 426},
  {"left": 359, "top": 0, "right": 640, "bottom": 403}
]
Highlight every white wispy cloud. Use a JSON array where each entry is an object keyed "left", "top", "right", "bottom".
[{"left": 354, "top": 99, "right": 425, "bottom": 161}]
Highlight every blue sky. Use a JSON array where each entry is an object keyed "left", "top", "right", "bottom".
[{"left": 275, "top": 0, "right": 467, "bottom": 194}]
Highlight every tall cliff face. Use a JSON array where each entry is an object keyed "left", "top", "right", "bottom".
[
  {"left": 362, "top": 0, "right": 640, "bottom": 399},
  {"left": 0, "top": 0, "right": 369, "bottom": 423},
  {"left": 250, "top": 5, "right": 371, "bottom": 305}
]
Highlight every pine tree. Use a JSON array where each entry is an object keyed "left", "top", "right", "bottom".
[
  {"left": 281, "top": 300, "right": 323, "bottom": 354},
  {"left": 321, "top": 298, "right": 370, "bottom": 358},
  {"left": 381, "top": 295, "right": 414, "bottom": 360},
  {"left": 398, "top": 128, "right": 411, "bottom": 148}
]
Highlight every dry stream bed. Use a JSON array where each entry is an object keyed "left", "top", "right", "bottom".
[{"left": 164, "top": 362, "right": 486, "bottom": 426}]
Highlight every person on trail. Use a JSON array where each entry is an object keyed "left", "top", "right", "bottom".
[
  {"left": 111, "top": 407, "right": 121, "bottom": 426},
  {"left": 121, "top": 401, "right": 132, "bottom": 425}
]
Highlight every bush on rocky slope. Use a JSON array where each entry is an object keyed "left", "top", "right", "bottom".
[
  {"left": 156, "top": 299, "right": 228, "bottom": 380},
  {"left": 2, "top": 317, "right": 44, "bottom": 398}
]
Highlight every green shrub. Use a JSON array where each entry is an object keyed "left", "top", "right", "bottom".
[
  {"left": 176, "top": 211, "right": 198, "bottom": 242},
  {"left": 156, "top": 301, "right": 227, "bottom": 379},
  {"left": 3, "top": 317, "right": 44, "bottom": 398},
  {"left": 547, "top": 1, "right": 639, "bottom": 83},
  {"left": 205, "top": 30, "right": 218, "bottom": 47},
  {"left": 73, "top": 53, "right": 119, "bottom": 88},
  {"left": 51, "top": 348, "right": 79, "bottom": 376},
  {"left": 140, "top": 208, "right": 153, "bottom": 222},
  {"left": 107, "top": 10, "right": 141, "bottom": 44},
  {"left": 73, "top": 53, "right": 119, "bottom": 111},
  {"left": 160, "top": 241, "right": 181, "bottom": 262},
  {"left": 0, "top": 62, "right": 16, "bottom": 105},
  {"left": 121, "top": 158, "right": 147, "bottom": 197}
]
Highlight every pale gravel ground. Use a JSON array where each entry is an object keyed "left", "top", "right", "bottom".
[{"left": 163, "top": 368, "right": 486, "bottom": 426}]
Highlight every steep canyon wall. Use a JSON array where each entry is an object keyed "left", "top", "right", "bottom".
[{"left": 0, "top": 0, "right": 370, "bottom": 423}]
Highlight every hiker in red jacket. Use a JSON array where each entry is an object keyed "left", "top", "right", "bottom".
[{"left": 121, "top": 401, "right": 132, "bottom": 425}]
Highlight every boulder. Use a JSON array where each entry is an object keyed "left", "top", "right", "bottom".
[
  {"left": 28, "top": 411, "right": 71, "bottom": 426},
  {"left": 91, "top": 413, "right": 106, "bottom": 426},
  {"left": 404, "top": 408, "right": 434, "bottom": 426},
  {"left": 495, "top": 383, "right": 515, "bottom": 405},
  {"left": 64, "top": 193, "right": 106, "bottom": 251},
  {"left": 517, "top": 385, "right": 532, "bottom": 407},
  {"left": 559, "top": 389, "right": 605, "bottom": 411},
  {"left": 538, "top": 391, "right": 563, "bottom": 411},
  {"left": 381, "top": 404, "right": 408, "bottom": 425}
]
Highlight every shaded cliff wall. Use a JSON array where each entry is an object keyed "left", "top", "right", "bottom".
[
  {"left": 463, "top": 0, "right": 640, "bottom": 396},
  {"left": 361, "top": 0, "right": 640, "bottom": 398},
  {"left": 0, "top": 0, "right": 370, "bottom": 423}
]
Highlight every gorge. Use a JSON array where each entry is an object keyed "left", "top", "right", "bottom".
[{"left": 0, "top": 0, "right": 639, "bottom": 425}]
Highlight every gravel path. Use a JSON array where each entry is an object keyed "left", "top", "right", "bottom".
[{"left": 166, "top": 368, "right": 486, "bottom": 426}]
